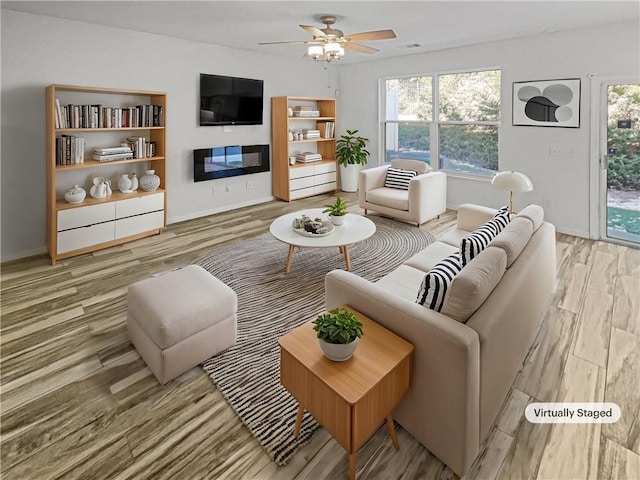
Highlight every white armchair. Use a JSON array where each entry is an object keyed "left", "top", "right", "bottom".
[{"left": 358, "top": 159, "right": 447, "bottom": 226}]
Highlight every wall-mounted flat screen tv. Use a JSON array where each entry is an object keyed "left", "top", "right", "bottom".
[{"left": 200, "top": 73, "right": 264, "bottom": 126}]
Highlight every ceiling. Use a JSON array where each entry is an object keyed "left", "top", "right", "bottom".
[{"left": 3, "top": 1, "right": 639, "bottom": 64}]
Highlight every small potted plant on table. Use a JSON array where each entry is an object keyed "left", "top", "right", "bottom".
[
  {"left": 312, "top": 307, "right": 364, "bottom": 361},
  {"left": 323, "top": 197, "right": 348, "bottom": 226}
]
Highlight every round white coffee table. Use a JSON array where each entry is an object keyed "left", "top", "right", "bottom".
[{"left": 270, "top": 209, "right": 376, "bottom": 273}]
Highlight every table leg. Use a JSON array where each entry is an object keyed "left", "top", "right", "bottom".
[
  {"left": 285, "top": 244, "right": 295, "bottom": 273},
  {"left": 349, "top": 452, "right": 356, "bottom": 480},
  {"left": 342, "top": 245, "right": 351, "bottom": 271},
  {"left": 386, "top": 414, "right": 399, "bottom": 450},
  {"left": 294, "top": 405, "right": 304, "bottom": 437}
]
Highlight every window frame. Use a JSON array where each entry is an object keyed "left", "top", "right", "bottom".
[{"left": 380, "top": 67, "right": 502, "bottom": 179}]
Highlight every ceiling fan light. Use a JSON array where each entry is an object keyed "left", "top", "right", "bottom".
[
  {"left": 307, "top": 45, "right": 323, "bottom": 60},
  {"left": 324, "top": 42, "right": 341, "bottom": 54}
]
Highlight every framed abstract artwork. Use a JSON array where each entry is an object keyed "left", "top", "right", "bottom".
[{"left": 513, "top": 78, "right": 581, "bottom": 128}]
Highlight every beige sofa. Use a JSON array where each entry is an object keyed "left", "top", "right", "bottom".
[{"left": 324, "top": 204, "right": 556, "bottom": 476}]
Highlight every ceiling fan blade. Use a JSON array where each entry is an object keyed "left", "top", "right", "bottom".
[
  {"left": 299, "top": 24, "right": 327, "bottom": 38},
  {"left": 345, "top": 29, "right": 397, "bottom": 42},
  {"left": 258, "top": 40, "right": 315, "bottom": 46},
  {"left": 344, "top": 43, "right": 379, "bottom": 54}
]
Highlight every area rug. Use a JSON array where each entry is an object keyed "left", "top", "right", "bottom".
[{"left": 195, "top": 216, "right": 435, "bottom": 466}]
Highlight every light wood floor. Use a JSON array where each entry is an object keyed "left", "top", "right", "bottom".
[{"left": 1, "top": 192, "right": 638, "bottom": 479}]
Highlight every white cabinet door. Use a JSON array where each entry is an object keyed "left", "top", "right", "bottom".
[
  {"left": 115, "top": 193, "right": 164, "bottom": 219},
  {"left": 115, "top": 211, "right": 164, "bottom": 239},
  {"left": 57, "top": 222, "right": 115, "bottom": 254},
  {"left": 57, "top": 203, "right": 115, "bottom": 231}
]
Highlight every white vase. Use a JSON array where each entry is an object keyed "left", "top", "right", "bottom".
[
  {"left": 64, "top": 185, "right": 86, "bottom": 204},
  {"left": 140, "top": 170, "right": 160, "bottom": 192},
  {"left": 339, "top": 164, "right": 361, "bottom": 192},
  {"left": 118, "top": 173, "right": 132, "bottom": 193},
  {"left": 318, "top": 338, "right": 359, "bottom": 362},
  {"left": 330, "top": 214, "right": 346, "bottom": 226},
  {"left": 130, "top": 173, "right": 138, "bottom": 191}
]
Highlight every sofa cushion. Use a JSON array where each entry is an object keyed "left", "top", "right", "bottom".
[
  {"left": 442, "top": 246, "right": 507, "bottom": 322},
  {"left": 376, "top": 264, "right": 428, "bottom": 302},
  {"left": 404, "top": 241, "right": 459, "bottom": 272},
  {"left": 488, "top": 217, "right": 533, "bottom": 268},
  {"left": 366, "top": 187, "right": 409, "bottom": 211},
  {"left": 416, "top": 252, "right": 464, "bottom": 311},
  {"left": 384, "top": 167, "right": 418, "bottom": 190},
  {"left": 517, "top": 204, "right": 544, "bottom": 231}
]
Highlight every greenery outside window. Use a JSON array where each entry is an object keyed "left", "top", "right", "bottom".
[
  {"left": 385, "top": 77, "right": 432, "bottom": 166},
  {"left": 383, "top": 69, "right": 501, "bottom": 176}
]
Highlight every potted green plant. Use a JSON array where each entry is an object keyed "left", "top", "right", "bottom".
[
  {"left": 312, "top": 307, "right": 364, "bottom": 361},
  {"left": 335, "top": 129, "right": 370, "bottom": 193},
  {"left": 322, "top": 197, "right": 348, "bottom": 226}
]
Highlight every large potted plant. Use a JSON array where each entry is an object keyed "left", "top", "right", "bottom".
[
  {"left": 322, "top": 197, "right": 348, "bottom": 226},
  {"left": 312, "top": 307, "right": 364, "bottom": 361},
  {"left": 336, "top": 129, "right": 370, "bottom": 193}
]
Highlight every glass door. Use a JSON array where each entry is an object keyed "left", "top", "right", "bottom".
[{"left": 602, "top": 83, "right": 640, "bottom": 244}]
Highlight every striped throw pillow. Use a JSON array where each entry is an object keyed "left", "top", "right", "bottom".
[
  {"left": 492, "top": 206, "right": 511, "bottom": 232},
  {"left": 461, "top": 220, "right": 499, "bottom": 266},
  {"left": 384, "top": 167, "right": 418, "bottom": 190},
  {"left": 416, "top": 252, "right": 464, "bottom": 311}
]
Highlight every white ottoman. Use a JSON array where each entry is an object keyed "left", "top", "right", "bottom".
[{"left": 127, "top": 265, "right": 237, "bottom": 384}]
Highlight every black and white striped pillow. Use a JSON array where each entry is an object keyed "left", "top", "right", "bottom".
[
  {"left": 416, "top": 252, "right": 464, "bottom": 311},
  {"left": 384, "top": 167, "right": 418, "bottom": 190},
  {"left": 492, "top": 206, "right": 511, "bottom": 232},
  {"left": 461, "top": 220, "right": 499, "bottom": 266}
]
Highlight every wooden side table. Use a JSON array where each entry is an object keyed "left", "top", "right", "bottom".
[{"left": 278, "top": 306, "right": 413, "bottom": 480}]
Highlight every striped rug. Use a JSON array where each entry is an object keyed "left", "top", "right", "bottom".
[{"left": 195, "top": 215, "right": 435, "bottom": 466}]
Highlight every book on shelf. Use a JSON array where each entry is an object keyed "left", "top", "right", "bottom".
[
  {"left": 56, "top": 100, "right": 164, "bottom": 128},
  {"left": 56, "top": 135, "right": 85, "bottom": 165},
  {"left": 292, "top": 110, "right": 320, "bottom": 117},
  {"left": 293, "top": 105, "right": 313, "bottom": 111},
  {"left": 94, "top": 146, "right": 132, "bottom": 155},
  {"left": 295, "top": 152, "right": 323, "bottom": 162},
  {"left": 92, "top": 152, "right": 134, "bottom": 162},
  {"left": 317, "top": 121, "right": 335, "bottom": 138}
]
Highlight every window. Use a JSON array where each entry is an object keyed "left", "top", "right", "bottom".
[
  {"left": 385, "top": 77, "right": 432, "bottom": 166},
  {"left": 383, "top": 69, "right": 501, "bottom": 176}
]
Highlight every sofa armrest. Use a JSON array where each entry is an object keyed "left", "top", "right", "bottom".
[
  {"left": 358, "top": 165, "right": 389, "bottom": 206},
  {"left": 325, "top": 269, "right": 480, "bottom": 476},
  {"left": 456, "top": 203, "right": 498, "bottom": 232},
  {"left": 408, "top": 171, "right": 447, "bottom": 224}
]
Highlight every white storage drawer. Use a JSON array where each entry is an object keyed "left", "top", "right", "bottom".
[
  {"left": 290, "top": 165, "right": 314, "bottom": 180},
  {"left": 115, "top": 193, "right": 164, "bottom": 219},
  {"left": 315, "top": 171, "right": 337, "bottom": 185},
  {"left": 57, "top": 222, "right": 115, "bottom": 254},
  {"left": 315, "top": 182, "right": 337, "bottom": 194},
  {"left": 314, "top": 162, "right": 336, "bottom": 174},
  {"left": 57, "top": 203, "right": 115, "bottom": 231},
  {"left": 290, "top": 175, "right": 315, "bottom": 191},
  {"left": 115, "top": 211, "right": 164, "bottom": 239},
  {"left": 290, "top": 186, "right": 316, "bottom": 200}
]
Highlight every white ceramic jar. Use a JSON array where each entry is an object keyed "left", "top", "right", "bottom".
[
  {"left": 140, "top": 170, "right": 160, "bottom": 192},
  {"left": 64, "top": 185, "right": 86, "bottom": 204},
  {"left": 118, "top": 173, "right": 132, "bottom": 193}
]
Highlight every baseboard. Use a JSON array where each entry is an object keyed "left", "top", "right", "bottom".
[
  {"left": 553, "top": 226, "right": 590, "bottom": 239},
  {"left": 1, "top": 246, "right": 48, "bottom": 264},
  {"left": 168, "top": 196, "right": 275, "bottom": 225}
]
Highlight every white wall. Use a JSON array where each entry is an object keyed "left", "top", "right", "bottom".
[
  {"left": 0, "top": 10, "right": 338, "bottom": 261},
  {"left": 337, "top": 21, "right": 640, "bottom": 237}
]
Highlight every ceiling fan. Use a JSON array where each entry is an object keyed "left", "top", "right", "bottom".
[{"left": 258, "top": 15, "right": 396, "bottom": 61}]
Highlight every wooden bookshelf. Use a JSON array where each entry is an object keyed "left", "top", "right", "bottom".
[{"left": 45, "top": 84, "right": 167, "bottom": 265}]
